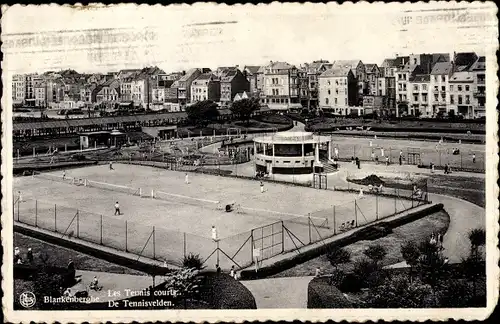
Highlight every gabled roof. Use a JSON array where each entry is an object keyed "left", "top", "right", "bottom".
[
  {"left": 454, "top": 52, "right": 478, "bottom": 68},
  {"left": 266, "top": 61, "right": 296, "bottom": 70},
  {"left": 244, "top": 66, "right": 261, "bottom": 74},
  {"left": 430, "top": 62, "right": 453, "bottom": 75},
  {"left": 449, "top": 71, "right": 474, "bottom": 82},
  {"left": 381, "top": 58, "right": 397, "bottom": 68},
  {"left": 364, "top": 64, "right": 379, "bottom": 73},
  {"left": 319, "top": 66, "right": 352, "bottom": 78},
  {"left": 332, "top": 60, "right": 363, "bottom": 77},
  {"left": 179, "top": 68, "right": 200, "bottom": 81},
  {"left": 192, "top": 73, "right": 218, "bottom": 85},
  {"left": 394, "top": 56, "right": 410, "bottom": 67},
  {"left": 220, "top": 70, "right": 239, "bottom": 82},
  {"left": 409, "top": 74, "right": 430, "bottom": 82},
  {"left": 431, "top": 53, "right": 451, "bottom": 64},
  {"left": 469, "top": 56, "right": 485, "bottom": 71}
]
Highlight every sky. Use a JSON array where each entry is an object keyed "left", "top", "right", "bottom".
[{"left": 1, "top": 3, "right": 497, "bottom": 74}]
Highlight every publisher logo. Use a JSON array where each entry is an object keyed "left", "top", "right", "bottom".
[{"left": 19, "top": 291, "right": 36, "bottom": 308}]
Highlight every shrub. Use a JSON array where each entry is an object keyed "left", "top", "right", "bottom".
[
  {"left": 182, "top": 253, "right": 205, "bottom": 270},
  {"left": 363, "top": 244, "right": 387, "bottom": 264},
  {"left": 326, "top": 247, "right": 351, "bottom": 270},
  {"left": 352, "top": 258, "right": 385, "bottom": 288}
]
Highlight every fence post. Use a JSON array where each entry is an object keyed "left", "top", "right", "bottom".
[
  {"left": 100, "top": 215, "right": 103, "bottom": 245},
  {"left": 308, "top": 214, "right": 312, "bottom": 244},
  {"left": 153, "top": 226, "right": 156, "bottom": 260},
  {"left": 76, "top": 210, "right": 79, "bottom": 238},
  {"left": 35, "top": 200, "right": 38, "bottom": 227},
  {"left": 376, "top": 194, "right": 379, "bottom": 220},
  {"left": 17, "top": 199, "right": 20, "bottom": 222},
  {"left": 354, "top": 200, "right": 358, "bottom": 227},
  {"left": 281, "top": 222, "right": 284, "bottom": 254},
  {"left": 184, "top": 232, "right": 187, "bottom": 259},
  {"left": 333, "top": 205, "right": 336, "bottom": 235},
  {"left": 394, "top": 191, "right": 397, "bottom": 214},
  {"left": 54, "top": 204, "right": 57, "bottom": 232},
  {"left": 125, "top": 220, "right": 128, "bottom": 252}
]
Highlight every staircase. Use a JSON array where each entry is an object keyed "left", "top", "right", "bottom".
[{"left": 319, "top": 157, "right": 338, "bottom": 173}]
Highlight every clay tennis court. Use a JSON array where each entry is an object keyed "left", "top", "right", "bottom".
[{"left": 13, "top": 164, "right": 416, "bottom": 269}]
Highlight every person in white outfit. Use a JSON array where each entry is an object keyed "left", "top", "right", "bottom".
[
  {"left": 260, "top": 181, "right": 264, "bottom": 193},
  {"left": 211, "top": 225, "right": 218, "bottom": 241},
  {"left": 185, "top": 173, "right": 189, "bottom": 184}
]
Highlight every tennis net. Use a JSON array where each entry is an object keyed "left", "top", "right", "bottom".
[
  {"left": 238, "top": 206, "right": 329, "bottom": 229},
  {"left": 85, "top": 179, "right": 143, "bottom": 197},
  {"left": 32, "top": 171, "right": 74, "bottom": 185},
  {"left": 152, "top": 190, "right": 219, "bottom": 208}
]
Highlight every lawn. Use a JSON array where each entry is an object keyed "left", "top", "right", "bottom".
[
  {"left": 14, "top": 232, "right": 146, "bottom": 275},
  {"left": 272, "top": 210, "right": 450, "bottom": 277}
]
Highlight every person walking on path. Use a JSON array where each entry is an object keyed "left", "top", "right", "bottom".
[
  {"left": 27, "top": 248, "right": 33, "bottom": 263},
  {"left": 444, "top": 164, "right": 449, "bottom": 174},
  {"left": 399, "top": 155, "right": 403, "bottom": 166},
  {"left": 472, "top": 153, "right": 476, "bottom": 163},
  {"left": 355, "top": 157, "right": 360, "bottom": 169},
  {"left": 114, "top": 201, "right": 121, "bottom": 215},
  {"left": 109, "top": 161, "right": 114, "bottom": 170},
  {"left": 185, "top": 173, "right": 189, "bottom": 184},
  {"left": 260, "top": 181, "right": 265, "bottom": 193}
]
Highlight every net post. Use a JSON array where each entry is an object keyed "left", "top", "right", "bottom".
[
  {"left": 35, "top": 200, "right": 38, "bottom": 227},
  {"left": 139, "top": 188, "right": 142, "bottom": 197},
  {"left": 84, "top": 179, "right": 88, "bottom": 187},
  {"left": 54, "top": 204, "right": 57, "bottom": 232},
  {"left": 151, "top": 189, "right": 155, "bottom": 199},
  {"left": 125, "top": 220, "right": 128, "bottom": 252}
]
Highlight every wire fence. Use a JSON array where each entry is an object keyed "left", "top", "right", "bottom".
[
  {"left": 331, "top": 143, "right": 484, "bottom": 172},
  {"left": 14, "top": 178, "right": 427, "bottom": 271}
]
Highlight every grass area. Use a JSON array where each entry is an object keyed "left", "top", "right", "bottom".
[
  {"left": 271, "top": 210, "right": 450, "bottom": 277},
  {"left": 14, "top": 232, "right": 146, "bottom": 275},
  {"left": 427, "top": 174, "right": 485, "bottom": 207}
]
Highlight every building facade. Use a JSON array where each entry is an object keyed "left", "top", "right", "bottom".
[
  {"left": 318, "top": 67, "right": 358, "bottom": 115},
  {"left": 262, "top": 61, "right": 300, "bottom": 110},
  {"left": 429, "top": 62, "right": 453, "bottom": 116},
  {"left": 220, "top": 69, "right": 250, "bottom": 106},
  {"left": 470, "top": 56, "right": 486, "bottom": 118},
  {"left": 190, "top": 73, "right": 221, "bottom": 103},
  {"left": 408, "top": 75, "right": 430, "bottom": 116},
  {"left": 448, "top": 72, "right": 475, "bottom": 119}
]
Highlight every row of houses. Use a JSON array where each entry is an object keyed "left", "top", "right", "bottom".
[{"left": 11, "top": 51, "right": 486, "bottom": 119}]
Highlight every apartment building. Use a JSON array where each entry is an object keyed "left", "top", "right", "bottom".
[
  {"left": 429, "top": 62, "right": 453, "bottom": 116},
  {"left": 12, "top": 74, "right": 26, "bottom": 105},
  {"left": 332, "top": 60, "right": 365, "bottom": 103},
  {"left": 172, "top": 68, "right": 204, "bottom": 106},
  {"left": 96, "top": 79, "right": 121, "bottom": 109},
  {"left": 190, "top": 73, "right": 221, "bottom": 103},
  {"left": 409, "top": 75, "right": 430, "bottom": 116},
  {"left": 243, "top": 66, "right": 263, "bottom": 98},
  {"left": 305, "top": 60, "right": 333, "bottom": 109},
  {"left": 449, "top": 72, "right": 475, "bottom": 119},
  {"left": 365, "top": 64, "right": 381, "bottom": 96},
  {"left": 220, "top": 69, "right": 250, "bottom": 106},
  {"left": 262, "top": 61, "right": 301, "bottom": 110},
  {"left": 318, "top": 66, "right": 358, "bottom": 115},
  {"left": 469, "top": 56, "right": 486, "bottom": 118}
]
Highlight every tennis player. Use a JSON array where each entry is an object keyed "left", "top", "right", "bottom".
[
  {"left": 260, "top": 181, "right": 264, "bottom": 193},
  {"left": 62, "top": 170, "right": 66, "bottom": 180},
  {"left": 114, "top": 201, "right": 121, "bottom": 215},
  {"left": 109, "top": 161, "right": 114, "bottom": 170},
  {"left": 17, "top": 191, "right": 23, "bottom": 203},
  {"left": 185, "top": 173, "right": 189, "bottom": 184}
]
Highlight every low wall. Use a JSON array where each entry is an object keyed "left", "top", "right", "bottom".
[
  {"left": 239, "top": 203, "right": 443, "bottom": 280},
  {"left": 13, "top": 161, "right": 99, "bottom": 175}
]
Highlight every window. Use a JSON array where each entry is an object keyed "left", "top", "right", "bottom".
[
  {"left": 336, "top": 89, "right": 339, "bottom": 95},
  {"left": 334, "top": 98, "right": 337, "bottom": 104},
  {"left": 434, "top": 86, "right": 438, "bottom": 91},
  {"left": 441, "top": 75, "right": 446, "bottom": 82},
  {"left": 465, "top": 85, "right": 470, "bottom": 91},
  {"left": 422, "top": 94, "right": 427, "bottom": 102},
  {"left": 449, "top": 85, "right": 454, "bottom": 91},
  {"left": 335, "top": 80, "right": 339, "bottom": 85},
  {"left": 422, "top": 84, "right": 427, "bottom": 90},
  {"left": 328, "top": 81, "right": 331, "bottom": 86},
  {"left": 458, "top": 85, "right": 462, "bottom": 91},
  {"left": 413, "top": 85, "right": 419, "bottom": 91},
  {"left": 414, "top": 95, "right": 418, "bottom": 101},
  {"left": 435, "top": 75, "right": 438, "bottom": 82},
  {"left": 458, "top": 95, "right": 462, "bottom": 104},
  {"left": 465, "top": 95, "right": 470, "bottom": 104},
  {"left": 325, "top": 98, "right": 329, "bottom": 105},
  {"left": 345, "top": 98, "right": 347, "bottom": 105},
  {"left": 328, "top": 90, "right": 331, "bottom": 95},
  {"left": 441, "top": 93, "right": 445, "bottom": 100},
  {"left": 434, "top": 94, "right": 438, "bottom": 101}
]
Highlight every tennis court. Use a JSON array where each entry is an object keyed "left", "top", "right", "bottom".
[{"left": 13, "top": 164, "right": 419, "bottom": 270}]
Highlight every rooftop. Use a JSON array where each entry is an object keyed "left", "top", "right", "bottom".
[
  {"left": 449, "top": 71, "right": 474, "bottom": 82},
  {"left": 320, "top": 66, "right": 352, "bottom": 78},
  {"left": 409, "top": 74, "right": 430, "bottom": 82},
  {"left": 430, "top": 62, "right": 453, "bottom": 75}
]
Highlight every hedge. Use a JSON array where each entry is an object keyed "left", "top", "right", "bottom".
[
  {"left": 307, "top": 276, "right": 353, "bottom": 308},
  {"left": 13, "top": 161, "right": 99, "bottom": 175}
]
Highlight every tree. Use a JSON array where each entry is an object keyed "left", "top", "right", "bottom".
[
  {"left": 464, "top": 228, "right": 486, "bottom": 299},
  {"left": 363, "top": 244, "right": 387, "bottom": 266},
  {"left": 326, "top": 248, "right": 351, "bottom": 270},
  {"left": 416, "top": 240, "right": 449, "bottom": 288},
  {"left": 230, "top": 98, "right": 260, "bottom": 126},
  {"left": 185, "top": 100, "right": 220, "bottom": 128},
  {"left": 400, "top": 241, "right": 421, "bottom": 282}
]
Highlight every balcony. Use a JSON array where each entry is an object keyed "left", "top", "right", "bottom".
[
  {"left": 477, "top": 79, "right": 485, "bottom": 85},
  {"left": 474, "top": 91, "right": 485, "bottom": 98}
]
